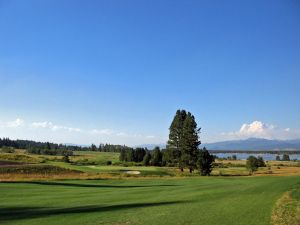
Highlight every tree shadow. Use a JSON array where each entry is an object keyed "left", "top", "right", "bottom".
[
  {"left": 0, "top": 201, "right": 189, "bottom": 222},
  {"left": 1, "top": 181, "right": 178, "bottom": 188}
]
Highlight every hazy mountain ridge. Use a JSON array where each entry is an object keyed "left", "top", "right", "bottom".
[
  {"left": 138, "top": 138, "right": 300, "bottom": 151},
  {"left": 203, "top": 138, "right": 300, "bottom": 151}
]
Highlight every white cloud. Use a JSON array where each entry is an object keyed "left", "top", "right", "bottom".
[
  {"left": 31, "top": 121, "right": 81, "bottom": 132},
  {"left": 31, "top": 121, "right": 53, "bottom": 128},
  {"left": 0, "top": 118, "right": 165, "bottom": 146},
  {"left": 221, "top": 120, "right": 300, "bottom": 140},
  {"left": 91, "top": 129, "right": 113, "bottom": 135},
  {"left": 146, "top": 135, "right": 155, "bottom": 139},
  {"left": 3, "top": 118, "right": 25, "bottom": 128},
  {"left": 116, "top": 132, "right": 127, "bottom": 137}
]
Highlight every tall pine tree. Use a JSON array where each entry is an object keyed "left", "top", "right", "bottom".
[
  {"left": 180, "top": 112, "right": 201, "bottom": 173},
  {"left": 167, "top": 110, "right": 200, "bottom": 172},
  {"left": 167, "top": 110, "right": 187, "bottom": 167}
]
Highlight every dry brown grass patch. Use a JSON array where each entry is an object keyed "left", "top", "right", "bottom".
[{"left": 271, "top": 191, "right": 300, "bottom": 225}]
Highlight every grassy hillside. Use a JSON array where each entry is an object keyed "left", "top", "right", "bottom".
[{"left": 0, "top": 176, "right": 300, "bottom": 225}]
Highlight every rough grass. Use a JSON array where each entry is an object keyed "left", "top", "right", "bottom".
[
  {"left": 0, "top": 164, "right": 84, "bottom": 181},
  {"left": 0, "top": 176, "right": 300, "bottom": 225},
  {"left": 0, "top": 164, "right": 82, "bottom": 174},
  {"left": 272, "top": 188, "right": 300, "bottom": 225},
  {"left": 1, "top": 151, "right": 300, "bottom": 181},
  {"left": 0, "top": 153, "right": 41, "bottom": 163},
  {"left": 71, "top": 151, "right": 120, "bottom": 165}
]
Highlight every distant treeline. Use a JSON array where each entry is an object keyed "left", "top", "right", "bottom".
[
  {"left": 0, "top": 137, "right": 151, "bottom": 157},
  {"left": 0, "top": 138, "right": 134, "bottom": 156},
  {"left": 95, "top": 144, "right": 133, "bottom": 152}
]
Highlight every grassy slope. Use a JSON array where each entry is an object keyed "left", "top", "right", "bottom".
[{"left": 1, "top": 176, "right": 300, "bottom": 225}]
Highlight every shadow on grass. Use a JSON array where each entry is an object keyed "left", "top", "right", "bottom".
[
  {"left": 1, "top": 181, "right": 178, "bottom": 188},
  {"left": 0, "top": 201, "right": 189, "bottom": 221}
]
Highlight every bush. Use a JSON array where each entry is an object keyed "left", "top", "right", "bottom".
[
  {"left": 0, "top": 147, "right": 15, "bottom": 153},
  {"left": 62, "top": 155, "right": 70, "bottom": 163},
  {"left": 246, "top": 156, "right": 259, "bottom": 174},
  {"left": 282, "top": 154, "right": 290, "bottom": 161},
  {"left": 72, "top": 159, "right": 96, "bottom": 166},
  {"left": 257, "top": 157, "right": 266, "bottom": 167}
]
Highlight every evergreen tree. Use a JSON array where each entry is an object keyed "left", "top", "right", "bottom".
[
  {"left": 143, "top": 151, "right": 151, "bottom": 166},
  {"left": 197, "top": 148, "right": 214, "bottom": 176},
  {"left": 151, "top": 147, "right": 162, "bottom": 166},
  {"left": 91, "top": 144, "right": 97, "bottom": 151},
  {"left": 135, "top": 148, "right": 147, "bottom": 162},
  {"left": 180, "top": 112, "right": 201, "bottom": 173},
  {"left": 119, "top": 150, "right": 126, "bottom": 161},
  {"left": 162, "top": 148, "right": 172, "bottom": 166},
  {"left": 257, "top": 156, "right": 266, "bottom": 167},
  {"left": 282, "top": 153, "right": 290, "bottom": 161},
  {"left": 275, "top": 155, "right": 281, "bottom": 161},
  {"left": 126, "top": 149, "right": 134, "bottom": 162},
  {"left": 166, "top": 110, "right": 187, "bottom": 165}
]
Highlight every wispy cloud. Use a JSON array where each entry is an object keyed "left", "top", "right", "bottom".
[
  {"left": 31, "top": 121, "right": 81, "bottom": 132},
  {"left": 0, "top": 118, "right": 160, "bottom": 145},
  {"left": 91, "top": 129, "right": 113, "bottom": 135},
  {"left": 0, "top": 118, "right": 25, "bottom": 128}
]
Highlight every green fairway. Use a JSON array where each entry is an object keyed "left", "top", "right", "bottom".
[{"left": 1, "top": 176, "right": 299, "bottom": 225}]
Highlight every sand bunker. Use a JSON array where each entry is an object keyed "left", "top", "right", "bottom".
[{"left": 124, "top": 171, "right": 141, "bottom": 175}]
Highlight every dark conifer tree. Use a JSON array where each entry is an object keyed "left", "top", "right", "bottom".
[
  {"left": 180, "top": 112, "right": 201, "bottom": 173},
  {"left": 91, "top": 144, "right": 97, "bottom": 151},
  {"left": 167, "top": 110, "right": 187, "bottom": 167},
  {"left": 143, "top": 151, "right": 151, "bottom": 166},
  {"left": 151, "top": 147, "right": 162, "bottom": 166},
  {"left": 197, "top": 147, "right": 214, "bottom": 176}
]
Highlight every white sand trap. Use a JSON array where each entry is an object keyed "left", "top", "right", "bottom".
[
  {"left": 87, "top": 166, "right": 97, "bottom": 168},
  {"left": 124, "top": 171, "right": 141, "bottom": 175}
]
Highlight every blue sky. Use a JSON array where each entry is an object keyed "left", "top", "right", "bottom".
[{"left": 0, "top": 0, "right": 300, "bottom": 146}]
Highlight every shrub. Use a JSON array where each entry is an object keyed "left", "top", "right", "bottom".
[
  {"left": 282, "top": 154, "right": 290, "bottom": 161},
  {"left": 72, "top": 159, "right": 96, "bottom": 166},
  {"left": 0, "top": 147, "right": 15, "bottom": 153},
  {"left": 257, "top": 157, "right": 266, "bottom": 167},
  {"left": 246, "top": 156, "right": 259, "bottom": 174},
  {"left": 62, "top": 155, "right": 70, "bottom": 163}
]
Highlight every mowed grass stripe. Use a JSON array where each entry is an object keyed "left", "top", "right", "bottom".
[{"left": 0, "top": 176, "right": 299, "bottom": 225}]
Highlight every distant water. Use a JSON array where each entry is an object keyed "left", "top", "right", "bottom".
[{"left": 214, "top": 153, "right": 300, "bottom": 161}]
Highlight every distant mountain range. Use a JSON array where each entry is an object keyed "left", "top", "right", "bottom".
[
  {"left": 203, "top": 138, "right": 300, "bottom": 151},
  {"left": 138, "top": 138, "right": 300, "bottom": 151}
]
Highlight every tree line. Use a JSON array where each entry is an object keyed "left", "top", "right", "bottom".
[
  {"left": 119, "top": 147, "right": 163, "bottom": 166},
  {"left": 0, "top": 138, "right": 133, "bottom": 156}
]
